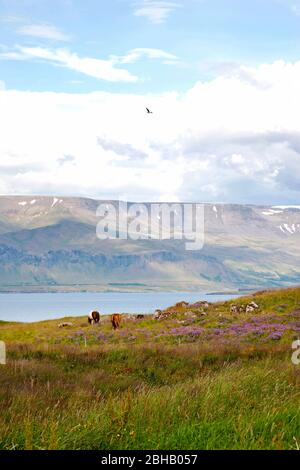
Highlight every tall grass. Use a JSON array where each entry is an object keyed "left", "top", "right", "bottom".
[{"left": 0, "top": 344, "right": 299, "bottom": 450}]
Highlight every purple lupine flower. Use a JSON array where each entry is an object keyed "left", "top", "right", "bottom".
[
  {"left": 97, "top": 332, "right": 107, "bottom": 340},
  {"left": 268, "top": 332, "right": 283, "bottom": 340}
]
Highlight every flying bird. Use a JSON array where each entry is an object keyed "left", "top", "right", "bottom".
[{"left": 146, "top": 107, "right": 153, "bottom": 114}]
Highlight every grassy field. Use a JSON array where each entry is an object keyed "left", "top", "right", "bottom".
[{"left": 0, "top": 287, "right": 300, "bottom": 450}]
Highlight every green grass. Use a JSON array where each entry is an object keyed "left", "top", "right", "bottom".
[{"left": 0, "top": 286, "right": 300, "bottom": 450}]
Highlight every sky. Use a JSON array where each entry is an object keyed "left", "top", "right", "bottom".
[{"left": 1, "top": 0, "right": 300, "bottom": 203}]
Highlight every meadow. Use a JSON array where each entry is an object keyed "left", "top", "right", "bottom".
[{"left": 0, "top": 287, "right": 300, "bottom": 450}]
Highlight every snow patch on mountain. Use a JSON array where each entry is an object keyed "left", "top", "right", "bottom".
[
  {"left": 279, "top": 223, "right": 300, "bottom": 235},
  {"left": 262, "top": 209, "right": 283, "bottom": 216},
  {"left": 273, "top": 205, "right": 300, "bottom": 210},
  {"left": 51, "top": 198, "right": 59, "bottom": 208}
]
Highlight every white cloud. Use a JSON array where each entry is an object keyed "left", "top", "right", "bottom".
[
  {"left": 291, "top": 4, "right": 300, "bottom": 15},
  {"left": 133, "top": 1, "right": 181, "bottom": 24},
  {"left": 1, "top": 59, "right": 300, "bottom": 203},
  {"left": 277, "top": 0, "right": 300, "bottom": 16},
  {"left": 1, "top": 16, "right": 27, "bottom": 24},
  {"left": 117, "top": 48, "right": 178, "bottom": 64},
  {"left": 12, "top": 46, "right": 139, "bottom": 83},
  {"left": 16, "top": 23, "right": 70, "bottom": 41},
  {"left": 0, "top": 50, "right": 27, "bottom": 60},
  {"left": 0, "top": 45, "right": 178, "bottom": 82}
]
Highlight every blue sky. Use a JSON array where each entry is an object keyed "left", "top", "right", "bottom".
[
  {"left": 1, "top": 0, "right": 300, "bottom": 93},
  {"left": 1, "top": 0, "right": 300, "bottom": 204}
]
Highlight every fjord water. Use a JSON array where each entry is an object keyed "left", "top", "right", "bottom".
[{"left": 0, "top": 292, "right": 241, "bottom": 323}]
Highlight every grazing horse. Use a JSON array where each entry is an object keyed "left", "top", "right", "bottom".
[
  {"left": 111, "top": 313, "right": 122, "bottom": 330},
  {"left": 88, "top": 310, "right": 100, "bottom": 325},
  {"left": 58, "top": 322, "right": 73, "bottom": 328}
]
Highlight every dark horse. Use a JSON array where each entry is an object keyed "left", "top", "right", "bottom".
[{"left": 88, "top": 310, "right": 100, "bottom": 325}]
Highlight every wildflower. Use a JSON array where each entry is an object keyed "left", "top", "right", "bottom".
[{"left": 268, "top": 332, "right": 282, "bottom": 341}]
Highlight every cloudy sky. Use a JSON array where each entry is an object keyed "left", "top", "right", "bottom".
[{"left": 1, "top": 0, "right": 300, "bottom": 203}]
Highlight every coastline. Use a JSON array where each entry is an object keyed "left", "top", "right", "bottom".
[{"left": 0, "top": 283, "right": 259, "bottom": 295}]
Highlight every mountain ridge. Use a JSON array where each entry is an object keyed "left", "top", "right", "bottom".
[{"left": 1, "top": 195, "right": 300, "bottom": 292}]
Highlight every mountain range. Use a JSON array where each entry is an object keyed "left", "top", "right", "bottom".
[{"left": 0, "top": 196, "right": 300, "bottom": 292}]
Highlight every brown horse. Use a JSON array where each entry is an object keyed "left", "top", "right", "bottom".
[{"left": 111, "top": 313, "right": 122, "bottom": 330}]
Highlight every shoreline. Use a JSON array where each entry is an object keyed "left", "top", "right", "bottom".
[{"left": 0, "top": 285, "right": 259, "bottom": 295}]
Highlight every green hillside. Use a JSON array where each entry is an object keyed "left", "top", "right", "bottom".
[{"left": 0, "top": 286, "right": 300, "bottom": 449}]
